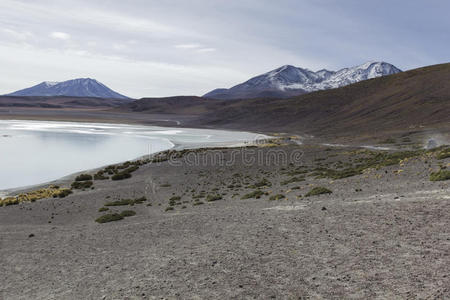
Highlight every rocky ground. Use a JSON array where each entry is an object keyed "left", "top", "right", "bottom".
[{"left": 0, "top": 141, "right": 449, "bottom": 299}]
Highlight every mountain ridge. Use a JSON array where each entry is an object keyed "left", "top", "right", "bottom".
[
  {"left": 7, "top": 78, "right": 130, "bottom": 99},
  {"left": 121, "top": 63, "right": 449, "bottom": 137},
  {"left": 203, "top": 61, "right": 402, "bottom": 100}
]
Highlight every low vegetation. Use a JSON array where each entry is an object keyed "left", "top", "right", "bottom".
[
  {"left": 311, "top": 149, "right": 432, "bottom": 180},
  {"left": 0, "top": 186, "right": 72, "bottom": 207},
  {"left": 71, "top": 180, "right": 93, "bottom": 189},
  {"left": 436, "top": 147, "right": 450, "bottom": 160},
  {"left": 305, "top": 187, "right": 332, "bottom": 197},
  {"left": 95, "top": 210, "right": 137, "bottom": 223},
  {"left": 269, "top": 194, "right": 285, "bottom": 201},
  {"left": 75, "top": 174, "right": 92, "bottom": 181},
  {"left": 104, "top": 196, "right": 147, "bottom": 206},
  {"left": 281, "top": 176, "right": 305, "bottom": 185},
  {"left": 95, "top": 213, "right": 123, "bottom": 223},
  {"left": 241, "top": 190, "right": 266, "bottom": 199},
  {"left": 120, "top": 210, "right": 136, "bottom": 217},
  {"left": 206, "top": 194, "right": 222, "bottom": 202},
  {"left": 430, "top": 169, "right": 450, "bottom": 181}
]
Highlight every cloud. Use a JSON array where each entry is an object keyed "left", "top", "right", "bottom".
[
  {"left": 197, "top": 48, "right": 216, "bottom": 53},
  {"left": 50, "top": 31, "right": 71, "bottom": 40},
  {"left": 175, "top": 44, "right": 202, "bottom": 49},
  {"left": 1, "top": 28, "right": 33, "bottom": 41},
  {"left": 0, "top": 0, "right": 448, "bottom": 97},
  {"left": 175, "top": 44, "right": 216, "bottom": 53}
]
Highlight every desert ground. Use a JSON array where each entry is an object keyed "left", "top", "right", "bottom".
[{"left": 1, "top": 135, "right": 449, "bottom": 299}]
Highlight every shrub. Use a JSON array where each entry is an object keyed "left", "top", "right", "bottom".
[
  {"left": 193, "top": 201, "right": 204, "bottom": 206},
  {"left": 269, "top": 194, "right": 285, "bottom": 201},
  {"left": 95, "top": 213, "right": 123, "bottom": 223},
  {"left": 98, "top": 207, "right": 109, "bottom": 212},
  {"left": 75, "top": 174, "right": 93, "bottom": 181},
  {"left": 206, "top": 194, "right": 222, "bottom": 202},
  {"left": 437, "top": 148, "right": 450, "bottom": 160},
  {"left": 430, "top": 169, "right": 450, "bottom": 181},
  {"left": 305, "top": 187, "right": 332, "bottom": 197},
  {"left": 104, "top": 197, "right": 146, "bottom": 206},
  {"left": 94, "top": 172, "right": 108, "bottom": 180},
  {"left": 169, "top": 196, "right": 181, "bottom": 201},
  {"left": 111, "top": 172, "right": 132, "bottom": 181},
  {"left": 56, "top": 189, "right": 72, "bottom": 198},
  {"left": 71, "top": 180, "right": 93, "bottom": 189},
  {"left": 281, "top": 176, "right": 305, "bottom": 185},
  {"left": 120, "top": 210, "right": 136, "bottom": 217},
  {"left": 165, "top": 206, "right": 174, "bottom": 211},
  {"left": 241, "top": 190, "right": 265, "bottom": 199}
]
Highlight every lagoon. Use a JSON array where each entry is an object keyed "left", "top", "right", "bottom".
[{"left": 0, "top": 120, "right": 264, "bottom": 190}]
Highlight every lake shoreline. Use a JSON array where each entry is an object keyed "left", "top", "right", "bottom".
[{"left": 0, "top": 119, "right": 271, "bottom": 196}]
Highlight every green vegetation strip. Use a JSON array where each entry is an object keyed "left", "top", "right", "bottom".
[
  {"left": 95, "top": 210, "right": 136, "bottom": 223},
  {"left": 305, "top": 187, "right": 332, "bottom": 197},
  {"left": 430, "top": 169, "right": 450, "bottom": 181},
  {"left": 104, "top": 196, "right": 147, "bottom": 206}
]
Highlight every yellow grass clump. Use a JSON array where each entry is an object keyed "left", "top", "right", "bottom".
[{"left": 0, "top": 186, "right": 72, "bottom": 207}]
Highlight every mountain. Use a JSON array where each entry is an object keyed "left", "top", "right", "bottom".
[
  {"left": 7, "top": 78, "right": 129, "bottom": 99},
  {"left": 122, "top": 63, "right": 449, "bottom": 138},
  {"left": 203, "top": 61, "right": 402, "bottom": 100}
]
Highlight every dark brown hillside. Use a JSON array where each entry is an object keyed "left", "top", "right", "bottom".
[{"left": 0, "top": 96, "right": 131, "bottom": 109}]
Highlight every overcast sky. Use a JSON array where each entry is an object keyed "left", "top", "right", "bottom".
[{"left": 1, "top": 0, "right": 449, "bottom": 98}]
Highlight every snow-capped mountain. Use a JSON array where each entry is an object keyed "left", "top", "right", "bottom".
[
  {"left": 7, "top": 78, "right": 129, "bottom": 99},
  {"left": 204, "top": 61, "right": 402, "bottom": 99}
]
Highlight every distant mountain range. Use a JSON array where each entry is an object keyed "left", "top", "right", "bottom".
[
  {"left": 7, "top": 78, "right": 129, "bottom": 99},
  {"left": 122, "top": 63, "right": 450, "bottom": 136},
  {"left": 203, "top": 61, "right": 402, "bottom": 100}
]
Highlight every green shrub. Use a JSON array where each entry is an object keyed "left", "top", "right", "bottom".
[
  {"left": 98, "top": 207, "right": 109, "bottom": 212},
  {"left": 269, "top": 194, "right": 285, "bottom": 201},
  {"left": 305, "top": 187, "right": 332, "bottom": 197},
  {"left": 95, "top": 213, "right": 123, "bottom": 223},
  {"left": 71, "top": 180, "right": 93, "bottom": 189},
  {"left": 94, "top": 172, "right": 108, "bottom": 180},
  {"left": 430, "top": 169, "right": 450, "bottom": 181},
  {"left": 206, "top": 194, "right": 222, "bottom": 202},
  {"left": 57, "top": 189, "right": 72, "bottom": 198},
  {"left": 169, "top": 196, "right": 181, "bottom": 201},
  {"left": 111, "top": 172, "right": 132, "bottom": 180},
  {"left": 104, "top": 197, "right": 146, "bottom": 206},
  {"left": 437, "top": 149, "right": 450, "bottom": 160},
  {"left": 75, "top": 174, "right": 93, "bottom": 181},
  {"left": 165, "top": 207, "right": 174, "bottom": 211},
  {"left": 241, "top": 190, "right": 265, "bottom": 199},
  {"left": 281, "top": 176, "right": 305, "bottom": 185},
  {"left": 120, "top": 210, "right": 136, "bottom": 217}
]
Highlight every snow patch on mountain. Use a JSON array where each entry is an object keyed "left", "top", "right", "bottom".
[{"left": 204, "top": 61, "right": 402, "bottom": 99}]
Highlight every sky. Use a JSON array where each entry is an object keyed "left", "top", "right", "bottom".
[{"left": 0, "top": 0, "right": 449, "bottom": 98}]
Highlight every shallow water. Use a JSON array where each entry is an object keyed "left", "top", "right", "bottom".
[{"left": 0, "top": 120, "right": 264, "bottom": 190}]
